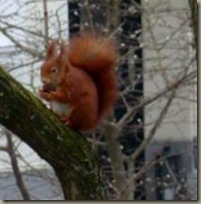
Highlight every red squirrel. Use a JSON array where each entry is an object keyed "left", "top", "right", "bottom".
[{"left": 39, "top": 33, "right": 118, "bottom": 131}]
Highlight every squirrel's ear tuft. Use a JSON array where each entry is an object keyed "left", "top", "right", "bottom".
[
  {"left": 57, "top": 40, "right": 70, "bottom": 70},
  {"left": 59, "top": 40, "right": 68, "bottom": 56},
  {"left": 46, "top": 40, "right": 57, "bottom": 59}
]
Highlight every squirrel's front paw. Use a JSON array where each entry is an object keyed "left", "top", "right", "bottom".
[
  {"left": 60, "top": 115, "right": 69, "bottom": 123},
  {"left": 60, "top": 116, "right": 71, "bottom": 126},
  {"left": 39, "top": 89, "right": 53, "bottom": 100}
]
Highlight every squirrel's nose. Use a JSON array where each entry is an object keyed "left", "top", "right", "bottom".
[{"left": 41, "top": 77, "right": 49, "bottom": 84}]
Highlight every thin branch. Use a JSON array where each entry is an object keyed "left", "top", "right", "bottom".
[
  {"left": 5, "top": 130, "right": 31, "bottom": 200},
  {"left": 0, "top": 29, "right": 42, "bottom": 58},
  {"left": 131, "top": 90, "right": 176, "bottom": 161},
  {"left": 43, "top": 0, "right": 49, "bottom": 48},
  {"left": 117, "top": 156, "right": 163, "bottom": 200},
  {"left": 0, "top": 19, "right": 46, "bottom": 38},
  {"left": 0, "top": 146, "right": 8, "bottom": 152},
  {"left": 117, "top": 69, "right": 196, "bottom": 127}
]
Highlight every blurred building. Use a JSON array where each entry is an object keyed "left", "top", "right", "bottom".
[{"left": 143, "top": 0, "right": 197, "bottom": 200}]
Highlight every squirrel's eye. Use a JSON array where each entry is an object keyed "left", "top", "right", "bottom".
[{"left": 52, "top": 68, "right": 57, "bottom": 74}]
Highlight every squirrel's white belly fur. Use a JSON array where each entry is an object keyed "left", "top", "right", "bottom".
[{"left": 50, "top": 101, "right": 72, "bottom": 116}]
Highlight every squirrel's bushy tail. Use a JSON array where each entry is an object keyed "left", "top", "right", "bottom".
[{"left": 68, "top": 33, "right": 118, "bottom": 120}]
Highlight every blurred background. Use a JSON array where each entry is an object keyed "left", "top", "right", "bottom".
[{"left": 0, "top": 0, "right": 197, "bottom": 200}]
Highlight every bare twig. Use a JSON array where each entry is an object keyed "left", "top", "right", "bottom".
[
  {"left": 43, "top": 0, "right": 49, "bottom": 48},
  {"left": 131, "top": 90, "right": 176, "bottom": 161},
  {"left": 5, "top": 130, "right": 31, "bottom": 200},
  {"left": 117, "top": 156, "right": 164, "bottom": 200},
  {"left": 118, "top": 69, "right": 196, "bottom": 127},
  {"left": 0, "top": 29, "right": 42, "bottom": 58}
]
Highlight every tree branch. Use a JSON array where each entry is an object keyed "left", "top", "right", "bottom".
[
  {"left": 0, "top": 65, "right": 102, "bottom": 200},
  {"left": 117, "top": 68, "right": 196, "bottom": 127},
  {"left": 188, "top": 0, "right": 198, "bottom": 47},
  {"left": 131, "top": 90, "right": 176, "bottom": 161},
  {"left": 0, "top": 29, "right": 42, "bottom": 58},
  {"left": 6, "top": 130, "right": 31, "bottom": 200}
]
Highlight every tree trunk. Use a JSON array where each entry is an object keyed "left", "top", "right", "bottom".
[{"left": 0, "top": 66, "right": 103, "bottom": 200}]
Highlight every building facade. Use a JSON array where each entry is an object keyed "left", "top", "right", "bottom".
[{"left": 143, "top": 0, "right": 197, "bottom": 200}]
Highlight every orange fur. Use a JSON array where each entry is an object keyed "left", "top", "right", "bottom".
[{"left": 39, "top": 33, "right": 118, "bottom": 131}]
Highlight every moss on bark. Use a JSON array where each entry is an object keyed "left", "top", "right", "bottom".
[{"left": 0, "top": 66, "right": 102, "bottom": 200}]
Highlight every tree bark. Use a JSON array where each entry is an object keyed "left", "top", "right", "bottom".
[{"left": 0, "top": 66, "right": 103, "bottom": 200}]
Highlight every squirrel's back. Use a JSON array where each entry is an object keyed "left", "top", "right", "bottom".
[
  {"left": 69, "top": 33, "right": 117, "bottom": 72},
  {"left": 68, "top": 33, "right": 118, "bottom": 121}
]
